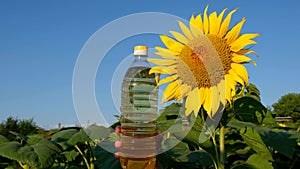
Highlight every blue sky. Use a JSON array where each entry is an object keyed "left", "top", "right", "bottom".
[{"left": 1, "top": 0, "right": 299, "bottom": 129}]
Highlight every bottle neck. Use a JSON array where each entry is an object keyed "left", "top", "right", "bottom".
[
  {"left": 134, "top": 55, "right": 147, "bottom": 60},
  {"left": 131, "top": 55, "right": 150, "bottom": 68}
]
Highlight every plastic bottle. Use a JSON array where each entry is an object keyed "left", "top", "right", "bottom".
[{"left": 120, "top": 46, "right": 158, "bottom": 169}]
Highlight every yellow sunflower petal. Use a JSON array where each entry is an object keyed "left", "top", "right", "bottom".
[
  {"left": 185, "top": 88, "right": 200, "bottom": 117},
  {"left": 232, "top": 53, "right": 256, "bottom": 66},
  {"left": 217, "top": 79, "right": 226, "bottom": 107},
  {"left": 157, "top": 74, "right": 178, "bottom": 86},
  {"left": 203, "top": 87, "right": 212, "bottom": 116},
  {"left": 209, "top": 8, "right": 228, "bottom": 35},
  {"left": 236, "top": 49, "right": 258, "bottom": 56},
  {"left": 149, "top": 65, "right": 177, "bottom": 75},
  {"left": 177, "top": 84, "right": 192, "bottom": 101},
  {"left": 225, "top": 74, "right": 237, "bottom": 97},
  {"left": 210, "top": 86, "right": 221, "bottom": 117},
  {"left": 199, "top": 87, "right": 206, "bottom": 106},
  {"left": 147, "top": 58, "right": 176, "bottom": 66},
  {"left": 194, "top": 14, "right": 204, "bottom": 33},
  {"left": 155, "top": 47, "right": 178, "bottom": 59},
  {"left": 177, "top": 21, "right": 193, "bottom": 40},
  {"left": 230, "top": 33, "right": 260, "bottom": 52},
  {"left": 161, "top": 80, "right": 180, "bottom": 103},
  {"left": 170, "top": 31, "right": 189, "bottom": 45},
  {"left": 229, "top": 68, "right": 245, "bottom": 85},
  {"left": 219, "top": 8, "right": 238, "bottom": 38},
  {"left": 231, "top": 63, "right": 249, "bottom": 84},
  {"left": 167, "top": 86, "right": 181, "bottom": 102},
  {"left": 225, "top": 74, "right": 237, "bottom": 90},
  {"left": 225, "top": 17, "right": 246, "bottom": 44},
  {"left": 231, "top": 86, "right": 236, "bottom": 97},
  {"left": 160, "top": 35, "right": 184, "bottom": 53},
  {"left": 225, "top": 83, "right": 232, "bottom": 102},
  {"left": 215, "top": 8, "right": 227, "bottom": 34},
  {"left": 208, "top": 11, "right": 218, "bottom": 35},
  {"left": 189, "top": 14, "right": 203, "bottom": 37},
  {"left": 203, "top": 5, "right": 209, "bottom": 34}
]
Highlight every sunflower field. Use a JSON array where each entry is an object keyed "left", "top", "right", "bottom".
[{"left": 0, "top": 85, "right": 299, "bottom": 169}]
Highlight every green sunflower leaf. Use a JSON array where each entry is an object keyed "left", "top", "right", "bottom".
[
  {"left": 177, "top": 150, "right": 214, "bottom": 166},
  {"left": 240, "top": 127, "right": 273, "bottom": 161},
  {"left": 233, "top": 96, "right": 267, "bottom": 124},
  {"left": 92, "top": 144, "right": 121, "bottom": 169},
  {"left": 0, "top": 135, "right": 9, "bottom": 144},
  {"left": 257, "top": 129, "right": 297, "bottom": 159},
  {"left": 50, "top": 128, "right": 91, "bottom": 150},
  {"left": 0, "top": 139, "right": 61, "bottom": 169},
  {"left": 84, "top": 125, "right": 112, "bottom": 140},
  {"left": 245, "top": 154, "right": 273, "bottom": 169}
]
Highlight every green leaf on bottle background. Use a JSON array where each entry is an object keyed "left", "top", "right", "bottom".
[
  {"left": 50, "top": 128, "right": 91, "bottom": 150},
  {"left": 51, "top": 128, "right": 79, "bottom": 149},
  {"left": 92, "top": 144, "right": 122, "bottom": 169},
  {"left": 240, "top": 127, "right": 273, "bottom": 161},
  {"left": 84, "top": 125, "right": 113, "bottom": 141},
  {"left": 177, "top": 150, "right": 214, "bottom": 166},
  {"left": 257, "top": 129, "right": 297, "bottom": 159},
  {"left": 261, "top": 110, "right": 277, "bottom": 127},
  {"left": 157, "top": 119, "right": 178, "bottom": 131},
  {"left": 106, "top": 132, "right": 120, "bottom": 142},
  {"left": 227, "top": 119, "right": 257, "bottom": 130},
  {"left": 0, "top": 135, "right": 9, "bottom": 143},
  {"left": 245, "top": 83, "right": 261, "bottom": 101},
  {"left": 161, "top": 137, "right": 190, "bottom": 159},
  {"left": 26, "top": 134, "right": 45, "bottom": 145},
  {"left": 67, "top": 129, "right": 90, "bottom": 146},
  {"left": 245, "top": 154, "right": 273, "bottom": 169},
  {"left": 63, "top": 149, "right": 79, "bottom": 162},
  {"left": 157, "top": 103, "right": 182, "bottom": 121},
  {"left": 0, "top": 139, "right": 61, "bottom": 169},
  {"left": 8, "top": 131, "right": 28, "bottom": 142},
  {"left": 159, "top": 137, "right": 214, "bottom": 168},
  {"left": 233, "top": 97, "right": 267, "bottom": 124}
]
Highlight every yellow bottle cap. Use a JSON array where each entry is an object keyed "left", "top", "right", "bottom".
[{"left": 134, "top": 45, "right": 148, "bottom": 56}]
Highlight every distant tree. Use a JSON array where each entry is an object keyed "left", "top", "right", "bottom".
[
  {"left": 0, "top": 116, "right": 41, "bottom": 140},
  {"left": 0, "top": 117, "right": 18, "bottom": 140},
  {"left": 272, "top": 93, "right": 300, "bottom": 122}
]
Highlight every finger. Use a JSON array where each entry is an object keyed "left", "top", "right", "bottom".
[
  {"left": 115, "top": 126, "right": 121, "bottom": 134},
  {"left": 114, "top": 152, "right": 120, "bottom": 159},
  {"left": 114, "top": 140, "right": 122, "bottom": 149}
]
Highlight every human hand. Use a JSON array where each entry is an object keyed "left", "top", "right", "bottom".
[{"left": 114, "top": 126, "right": 122, "bottom": 158}]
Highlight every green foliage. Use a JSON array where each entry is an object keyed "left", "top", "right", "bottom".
[
  {"left": 0, "top": 117, "right": 42, "bottom": 141},
  {"left": 1, "top": 86, "right": 300, "bottom": 168},
  {"left": 155, "top": 84, "right": 300, "bottom": 169},
  {"left": 245, "top": 154, "right": 273, "bottom": 169},
  {"left": 92, "top": 143, "right": 121, "bottom": 169},
  {"left": 239, "top": 127, "right": 273, "bottom": 161},
  {"left": 0, "top": 136, "right": 61, "bottom": 169},
  {"left": 232, "top": 97, "right": 267, "bottom": 124},
  {"left": 246, "top": 83, "right": 261, "bottom": 101},
  {"left": 272, "top": 93, "right": 300, "bottom": 121}
]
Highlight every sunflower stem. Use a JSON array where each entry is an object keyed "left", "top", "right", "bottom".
[
  {"left": 75, "top": 145, "right": 91, "bottom": 169},
  {"left": 219, "top": 125, "right": 225, "bottom": 169},
  {"left": 211, "top": 132, "right": 219, "bottom": 168}
]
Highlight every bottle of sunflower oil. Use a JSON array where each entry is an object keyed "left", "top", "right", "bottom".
[{"left": 120, "top": 45, "right": 158, "bottom": 169}]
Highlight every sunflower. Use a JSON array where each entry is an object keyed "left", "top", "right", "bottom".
[{"left": 148, "top": 6, "right": 259, "bottom": 118}]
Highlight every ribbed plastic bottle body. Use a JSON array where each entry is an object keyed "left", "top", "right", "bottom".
[
  {"left": 119, "top": 52, "right": 158, "bottom": 168},
  {"left": 121, "top": 66, "right": 158, "bottom": 125}
]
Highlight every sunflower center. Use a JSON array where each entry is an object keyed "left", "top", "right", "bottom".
[
  {"left": 206, "top": 34, "right": 233, "bottom": 75},
  {"left": 176, "top": 34, "right": 232, "bottom": 88}
]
